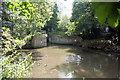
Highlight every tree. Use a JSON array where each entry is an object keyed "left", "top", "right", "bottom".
[
  {"left": 13, "top": 2, "right": 53, "bottom": 39},
  {"left": 0, "top": 1, "right": 53, "bottom": 79},
  {"left": 1, "top": 1, "right": 34, "bottom": 37},
  {"left": 0, "top": 2, "right": 34, "bottom": 79},
  {"left": 44, "top": 2, "right": 59, "bottom": 32},
  {"left": 58, "top": 15, "right": 70, "bottom": 31},
  {"left": 67, "top": 1, "right": 105, "bottom": 37}
]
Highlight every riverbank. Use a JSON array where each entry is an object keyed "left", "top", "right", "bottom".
[
  {"left": 78, "top": 39, "right": 120, "bottom": 54},
  {"left": 49, "top": 34, "right": 120, "bottom": 54}
]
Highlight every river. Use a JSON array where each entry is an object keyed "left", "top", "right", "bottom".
[{"left": 25, "top": 44, "right": 118, "bottom": 78}]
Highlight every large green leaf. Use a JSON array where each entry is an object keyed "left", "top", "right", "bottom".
[
  {"left": 94, "top": 3, "right": 113, "bottom": 24},
  {"left": 118, "top": 8, "right": 120, "bottom": 15},
  {"left": 91, "top": 2, "right": 102, "bottom": 9},
  {"left": 108, "top": 10, "right": 119, "bottom": 28},
  {"left": 92, "top": 2, "right": 120, "bottom": 28}
]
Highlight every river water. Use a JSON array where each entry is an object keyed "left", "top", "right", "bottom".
[{"left": 26, "top": 45, "right": 118, "bottom": 78}]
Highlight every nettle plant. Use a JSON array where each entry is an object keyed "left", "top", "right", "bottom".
[{"left": 0, "top": 27, "right": 34, "bottom": 79}]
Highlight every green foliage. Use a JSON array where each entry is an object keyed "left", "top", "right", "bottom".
[
  {"left": 65, "top": 22, "right": 77, "bottom": 36},
  {"left": 0, "top": 1, "right": 53, "bottom": 79},
  {"left": 6, "top": 2, "right": 34, "bottom": 18},
  {"left": 66, "top": 1, "right": 105, "bottom": 36},
  {"left": 0, "top": 1, "right": 52, "bottom": 49},
  {"left": 31, "top": 2, "right": 53, "bottom": 30},
  {"left": 1, "top": 27, "right": 25, "bottom": 50},
  {"left": 12, "top": 2, "right": 53, "bottom": 40},
  {"left": 58, "top": 15, "right": 70, "bottom": 32},
  {"left": 1, "top": 1, "right": 53, "bottom": 38},
  {"left": 1, "top": 1, "right": 53, "bottom": 49},
  {"left": 0, "top": 27, "right": 33, "bottom": 79},
  {"left": 45, "top": 2, "right": 59, "bottom": 32},
  {"left": 91, "top": 2, "right": 120, "bottom": 28}
]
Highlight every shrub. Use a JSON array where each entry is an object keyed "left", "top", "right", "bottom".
[{"left": 0, "top": 27, "right": 33, "bottom": 79}]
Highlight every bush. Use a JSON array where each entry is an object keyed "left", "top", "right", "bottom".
[{"left": 0, "top": 27, "right": 34, "bottom": 79}]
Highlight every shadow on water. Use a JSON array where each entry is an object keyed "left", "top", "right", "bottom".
[
  {"left": 48, "top": 43, "right": 74, "bottom": 49},
  {"left": 17, "top": 49, "right": 43, "bottom": 61},
  {"left": 22, "top": 44, "right": 118, "bottom": 78},
  {"left": 53, "top": 46, "right": 118, "bottom": 78},
  {"left": 31, "top": 51, "right": 43, "bottom": 61}
]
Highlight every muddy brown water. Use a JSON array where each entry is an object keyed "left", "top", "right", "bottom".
[{"left": 25, "top": 45, "right": 118, "bottom": 78}]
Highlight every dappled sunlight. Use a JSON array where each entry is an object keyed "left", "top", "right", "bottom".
[{"left": 1, "top": 0, "right": 120, "bottom": 79}]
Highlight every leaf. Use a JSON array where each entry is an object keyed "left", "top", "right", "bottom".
[
  {"left": 95, "top": 3, "right": 113, "bottom": 24},
  {"left": 118, "top": 8, "right": 120, "bottom": 15},
  {"left": 6, "top": 2, "right": 11, "bottom": 9},
  {"left": 91, "top": 2, "right": 102, "bottom": 9},
  {"left": 108, "top": 10, "right": 119, "bottom": 28},
  {"left": 13, "top": 7, "right": 18, "bottom": 14},
  {"left": 19, "top": 12, "right": 25, "bottom": 16}
]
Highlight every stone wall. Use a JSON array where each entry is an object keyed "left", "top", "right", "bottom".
[
  {"left": 49, "top": 35, "right": 82, "bottom": 45},
  {"left": 32, "top": 34, "right": 47, "bottom": 48}
]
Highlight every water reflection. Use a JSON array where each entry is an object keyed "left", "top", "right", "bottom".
[
  {"left": 27, "top": 45, "right": 118, "bottom": 78},
  {"left": 66, "top": 55, "right": 82, "bottom": 65},
  {"left": 55, "top": 46, "right": 118, "bottom": 78}
]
